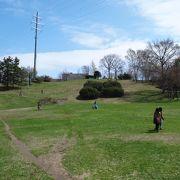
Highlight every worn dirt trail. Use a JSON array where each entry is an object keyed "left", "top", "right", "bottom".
[{"left": 1, "top": 120, "right": 72, "bottom": 180}]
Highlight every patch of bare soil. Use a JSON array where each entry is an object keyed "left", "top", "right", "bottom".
[
  {"left": 121, "top": 133, "right": 180, "bottom": 144},
  {"left": 37, "top": 136, "right": 92, "bottom": 180},
  {"left": 107, "top": 133, "right": 180, "bottom": 144},
  {"left": 74, "top": 172, "right": 91, "bottom": 180},
  {"left": 85, "top": 133, "right": 180, "bottom": 145},
  {"left": 0, "top": 107, "right": 34, "bottom": 112},
  {"left": 38, "top": 137, "right": 77, "bottom": 180}
]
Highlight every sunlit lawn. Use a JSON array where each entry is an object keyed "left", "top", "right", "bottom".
[
  {"left": 0, "top": 80, "right": 180, "bottom": 179},
  {"left": 1, "top": 101, "right": 179, "bottom": 179}
]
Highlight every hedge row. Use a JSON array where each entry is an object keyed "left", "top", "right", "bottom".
[{"left": 79, "top": 80, "right": 124, "bottom": 100}]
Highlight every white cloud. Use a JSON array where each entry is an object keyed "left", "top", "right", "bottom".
[
  {"left": 60, "top": 23, "right": 129, "bottom": 49},
  {"left": 123, "top": 0, "right": 180, "bottom": 38},
  {"left": 0, "top": 0, "right": 30, "bottom": 15},
  {"left": 1, "top": 40, "right": 146, "bottom": 78},
  {"left": 71, "top": 32, "right": 110, "bottom": 49}
]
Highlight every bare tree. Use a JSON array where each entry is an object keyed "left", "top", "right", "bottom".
[
  {"left": 166, "top": 57, "right": 180, "bottom": 98},
  {"left": 59, "top": 69, "right": 69, "bottom": 80},
  {"left": 81, "top": 65, "right": 90, "bottom": 75},
  {"left": 126, "top": 49, "right": 141, "bottom": 82},
  {"left": 148, "top": 39, "right": 179, "bottom": 91},
  {"left": 136, "top": 49, "right": 155, "bottom": 81},
  {"left": 173, "top": 58, "right": 180, "bottom": 88},
  {"left": 90, "top": 60, "right": 97, "bottom": 75},
  {"left": 99, "top": 54, "right": 117, "bottom": 79},
  {"left": 112, "top": 57, "right": 125, "bottom": 79}
]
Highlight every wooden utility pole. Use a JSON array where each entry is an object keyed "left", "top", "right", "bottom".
[{"left": 32, "top": 12, "right": 41, "bottom": 79}]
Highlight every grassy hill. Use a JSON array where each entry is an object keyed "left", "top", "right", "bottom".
[
  {"left": 0, "top": 80, "right": 180, "bottom": 179},
  {"left": 0, "top": 80, "right": 86, "bottom": 109},
  {"left": 0, "top": 80, "right": 166, "bottom": 109}
]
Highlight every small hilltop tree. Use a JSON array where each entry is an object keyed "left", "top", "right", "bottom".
[
  {"left": 94, "top": 70, "right": 101, "bottom": 79},
  {"left": 0, "top": 56, "right": 26, "bottom": 88}
]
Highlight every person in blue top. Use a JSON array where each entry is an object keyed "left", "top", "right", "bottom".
[{"left": 92, "top": 101, "right": 98, "bottom": 109}]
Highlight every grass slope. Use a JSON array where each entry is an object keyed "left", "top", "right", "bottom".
[
  {"left": 0, "top": 80, "right": 86, "bottom": 109},
  {"left": 0, "top": 80, "right": 180, "bottom": 179},
  {"left": 0, "top": 121, "right": 52, "bottom": 179}
]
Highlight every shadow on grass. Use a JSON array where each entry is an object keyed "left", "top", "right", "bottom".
[
  {"left": 0, "top": 86, "right": 20, "bottom": 91},
  {"left": 146, "top": 129, "right": 157, "bottom": 133},
  {"left": 123, "top": 90, "right": 167, "bottom": 103}
]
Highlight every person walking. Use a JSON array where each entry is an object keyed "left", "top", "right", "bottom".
[
  {"left": 92, "top": 101, "right": 98, "bottom": 109},
  {"left": 37, "top": 101, "right": 41, "bottom": 111},
  {"left": 159, "top": 107, "right": 164, "bottom": 130},
  {"left": 153, "top": 108, "right": 161, "bottom": 132}
]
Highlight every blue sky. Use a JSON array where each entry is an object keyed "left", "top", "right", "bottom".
[{"left": 0, "top": 0, "right": 180, "bottom": 77}]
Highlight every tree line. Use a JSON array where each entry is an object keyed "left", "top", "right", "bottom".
[
  {"left": 88, "top": 39, "right": 180, "bottom": 94},
  {"left": 1, "top": 38, "right": 180, "bottom": 94},
  {"left": 126, "top": 39, "right": 180, "bottom": 93}
]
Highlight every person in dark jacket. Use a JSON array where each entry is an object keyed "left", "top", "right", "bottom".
[{"left": 153, "top": 108, "right": 161, "bottom": 132}]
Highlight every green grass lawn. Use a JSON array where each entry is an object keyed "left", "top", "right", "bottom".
[
  {"left": 0, "top": 80, "right": 86, "bottom": 109},
  {"left": 0, "top": 80, "right": 180, "bottom": 179},
  {"left": 0, "top": 120, "right": 52, "bottom": 180}
]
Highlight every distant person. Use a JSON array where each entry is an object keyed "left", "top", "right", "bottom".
[
  {"left": 92, "top": 101, "right": 98, "bottom": 109},
  {"left": 41, "top": 89, "right": 44, "bottom": 94},
  {"left": 19, "top": 90, "right": 23, "bottom": 96},
  {"left": 158, "top": 107, "right": 164, "bottom": 130},
  {"left": 37, "top": 101, "right": 41, "bottom": 111},
  {"left": 153, "top": 108, "right": 161, "bottom": 132}
]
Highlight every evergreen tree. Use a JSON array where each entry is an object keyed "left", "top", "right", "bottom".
[
  {"left": 94, "top": 70, "right": 101, "bottom": 79},
  {"left": 0, "top": 56, "right": 24, "bottom": 88}
]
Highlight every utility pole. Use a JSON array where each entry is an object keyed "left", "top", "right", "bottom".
[{"left": 32, "top": 12, "right": 41, "bottom": 79}]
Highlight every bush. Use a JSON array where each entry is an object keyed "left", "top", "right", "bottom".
[
  {"left": 42, "top": 75, "right": 52, "bottom": 82},
  {"left": 84, "top": 80, "right": 103, "bottom": 91},
  {"left": 85, "top": 75, "right": 95, "bottom": 79},
  {"left": 94, "top": 71, "right": 101, "bottom": 79},
  {"left": 101, "top": 87, "right": 124, "bottom": 97},
  {"left": 79, "top": 80, "right": 124, "bottom": 100},
  {"left": 39, "top": 97, "right": 66, "bottom": 105},
  {"left": 103, "top": 80, "right": 122, "bottom": 88},
  {"left": 39, "top": 97, "right": 57, "bottom": 105},
  {"left": 79, "top": 87, "right": 100, "bottom": 100},
  {"left": 32, "top": 77, "right": 43, "bottom": 83},
  {"left": 118, "top": 73, "right": 132, "bottom": 80}
]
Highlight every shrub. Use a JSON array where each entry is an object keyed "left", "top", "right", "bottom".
[
  {"left": 118, "top": 73, "right": 132, "bottom": 80},
  {"left": 101, "top": 87, "right": 124, "bottom": 97},
  {"left": 42, "top": 75, "right": 52, "bottom": 82},
  {"left": 84, "top": 80, "right": 103, "bottom": 91},
  {"left": 79, "top": 80, "right": 124, "bottom": 100},
  {"left": 103, "top": 80, "right": 122, "bottom": 88},
  {"left": 39, "top": 97, "right": 57, "bottom": 105},
  {"left": 32, "top": 77, "right": 43, "bottom": 83},
  {"left": 39, "top": 97, "right": 66, "bottom": 105},
  {"left": 79, "top": 87, "right": 100, "bottom": 100},
  {"left": 94, "top": 71, "right": 101, "bottom": 79},
  {"left": 85, "top": 75, "right": 95, "bottom": 79}
]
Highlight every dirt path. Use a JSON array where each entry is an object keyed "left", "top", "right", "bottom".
[
  {"left": 1, "top": 120, "right": 72, "bottom": 180},
  {"left": 0, "top": 107, "right": 34, "bottom": 112}
]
